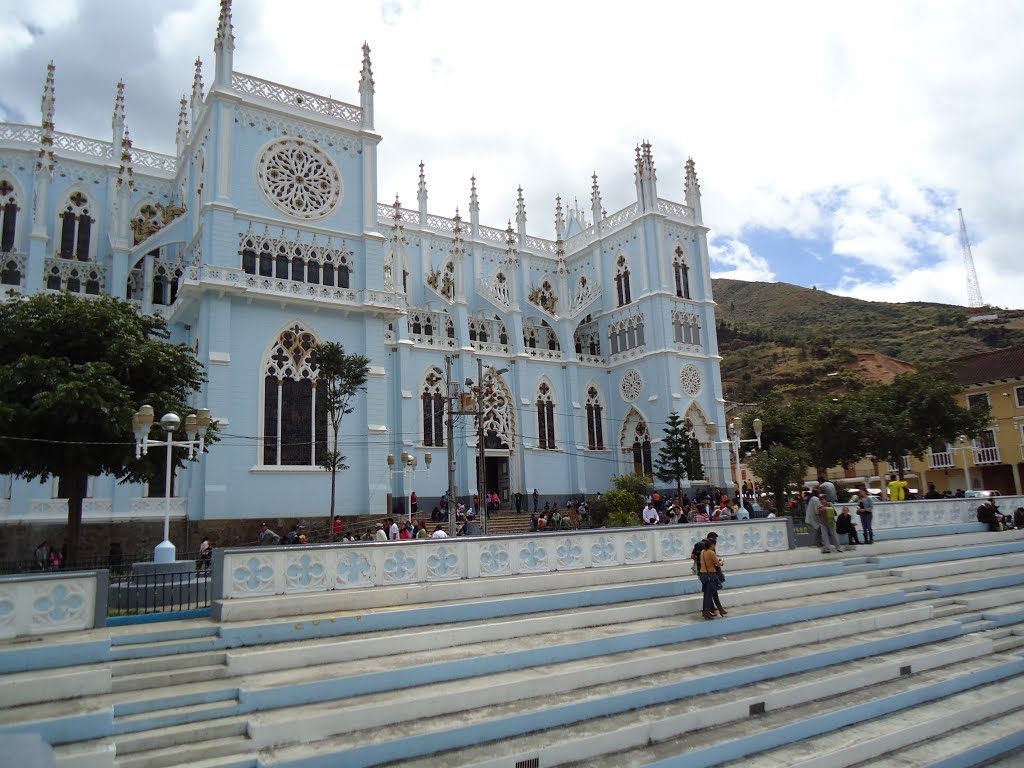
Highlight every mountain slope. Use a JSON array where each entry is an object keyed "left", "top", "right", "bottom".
[{"left": 710, "top": 279, "right": 1024, "bottom": 402}]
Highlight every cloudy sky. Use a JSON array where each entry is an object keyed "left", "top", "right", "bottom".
[{"left": 2, "top": 0, "right": 1022, "bottom": 309}]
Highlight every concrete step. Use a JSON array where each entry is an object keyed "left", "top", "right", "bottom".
[
  {"left": 111, "top": 663, "right": 230, "bottom": 693},
  {"left": 115, "top": 735, "right": 252, "bottom": 768},
  {"left": 262, "top": 632, "right": 1018, "bottom": 768},
  {"left": 113, "top": 697, "right": 241, "bottom": 734},
  {"left": 109, "top": 635, "right": 222, "bottom": 661},
  {"left": 567, "top": 657, "right": 1024, "bottom": 768},
  {"left": 848, "top": 706, "right": 1024, "bottom": 768},
  {"left": 109, "top": 625, "right": 219, "bottom": 646},
  {"left": 111, "top": 650, "right": 227, "bottom": 677},
  {"left": 114, "top": 714, "right": 248, "bottom": 755},
  {"left": 246, "top": 606, "right": 958, "bottom": 751},
  {"left": 710, "top": 667, "right": 1024, "bottom": 768}
]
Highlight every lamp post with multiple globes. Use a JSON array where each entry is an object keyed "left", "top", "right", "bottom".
[{"left": 131, "top": 405, "right": 212, "bottom": 563}]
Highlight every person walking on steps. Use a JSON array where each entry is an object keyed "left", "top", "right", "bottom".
[{"left": 698, "top": 532, "right": 727, "bottom": 620}]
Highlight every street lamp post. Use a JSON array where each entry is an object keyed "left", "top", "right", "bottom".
[
  {"left": 131, "top": 405, "right": 211, "bottom": 564},
  {"left": 386, "top": 451, "right": 432, "bottom": 523},
  {"left": 729, "top": 416, "right": 763, "bottom": 501},
  {"left": 950, "top": 437, "right": 973, "bottom": 492}
]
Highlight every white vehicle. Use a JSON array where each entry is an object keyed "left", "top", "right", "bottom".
[{"left": 965, "top": 490, "right": 1001, "bottom": 498}]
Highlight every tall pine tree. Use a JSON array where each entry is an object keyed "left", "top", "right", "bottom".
[{"left": 655, "top": 412, "right": 704, "bottom": 498}]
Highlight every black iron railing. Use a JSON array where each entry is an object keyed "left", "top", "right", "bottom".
[{"left": 108, "top": 568, "right": 212, "bottom": 615}]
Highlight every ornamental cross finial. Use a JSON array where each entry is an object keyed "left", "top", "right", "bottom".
[
  {"left": 112, "top": 80, "right": 125, "bottom": 137},
  {"left": 417, "top": 161, "right": 427, "bottom": 202},
  {"left": 191, "top": 58, "right": 204, "bottom": 115},
  {"left": 176, "top": 96, "right": 189, "bottom": 154},
  {"left": 360, "top": 42, "right": 375, "bottom": 92},
  {"left": 469, "top": 175, "right": 479, "bottom": 213},
  {"left": 215, "top": 0, "right": 235, "bottom": 51},
  {"left": 685, "top": 156, "right": 701, "bottom": 195},
  {"left": 590, "top": 172, "right": 602, "bottom": 220},
  {"left": 516, "top": 186, "right": 526, "bottom": 228}
]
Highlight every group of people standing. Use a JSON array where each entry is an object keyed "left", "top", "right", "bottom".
[{"left": 803, "top": 477, "right": 875, "bottom": 553}]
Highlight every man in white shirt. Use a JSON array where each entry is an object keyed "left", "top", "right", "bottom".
[
  {"left": 431, "top": 525, "right": 448, "bottom": 538},
  {"left": 374, "top": 523, "right": 388, "bottom": 541},
  {"left": 642, "top": 502, "right": 659, "bottom": 525},
  {"left": 388, "top": 518, "right": 400, "bottom": 541}
]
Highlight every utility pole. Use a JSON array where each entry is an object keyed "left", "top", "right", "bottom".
[{"left": 445, "top": 354, "right": 457, "bottom": 536}]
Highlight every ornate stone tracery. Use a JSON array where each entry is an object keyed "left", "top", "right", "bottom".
[
  {"left": 620, "top": 369, "right": 643, "bottom": 402},
  {"left": 257, "top": 138, "right": 341, "bottom": 220},
  {"left": 481, "top": 368, "right": 515, "bottom": 450},
  {"left": 528, "top": 279, "right": 557, "bottom": 314},
  {"left": 680, "top": 364, "right": 702, "bottom": 397}
]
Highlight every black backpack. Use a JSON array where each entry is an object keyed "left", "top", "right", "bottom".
[{"left": 691, "top": 540, "right": 707, "bottom": 563}]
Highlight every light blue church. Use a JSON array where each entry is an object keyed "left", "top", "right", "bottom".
[{"left": 0, "top": 1, "right": 731, "bottom": 533}]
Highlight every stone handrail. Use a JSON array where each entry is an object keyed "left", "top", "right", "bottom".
[
  {"left": 0, "top": 570, "right": 108, "bottom": 640},
  {"left": 870, "top": 495, "right": 1024, "bottom": 530},
  {"left": 212, "top": 519, "right": 792, "bottom": 601}
]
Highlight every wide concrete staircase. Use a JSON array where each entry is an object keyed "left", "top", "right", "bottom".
[{"left": 2, "top": 529, "right": 1023, "bottom": 768}]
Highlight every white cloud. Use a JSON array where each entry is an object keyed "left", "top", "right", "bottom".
[{"left": 709, "top": 238, "right": 776, "bottom": 283}]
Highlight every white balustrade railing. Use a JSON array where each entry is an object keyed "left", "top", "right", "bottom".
[
  {"left": 577, "top": 353, "right": 606, "bottom": 365},
  {"left": 526, "top": 347, "right": 563, "bottom": 361},
  {"left": 471, "top": 340, "right": 511, "bottom": 356},
  {"left": 479, "top": 225, "right": 512, "bottom": 244},
  {"left": 928, "top": 451, "right": 954, "bottom": 469},
  {"left": 133, "top": 147, "right": 177, "bottom": 173},
  {"left": 524, "top": 235, "right": 556, "bottom": 254},
  {"left": 214, "top": 520, "right": 792, "bottom": 601},
  {"left": 0, "top": 122, "right": 42, "bottom": 143},
  {"left": 974, "top": 446, "right": 1001, "bottom": 464},
  {"left": 872, "top": 495, "right": 1024, "bottom": 530},
  {"left": 232, "top": 72, "right": 362, "bottom": 124},
  {"left": 656, "top": 198, "right": 696, "bottom": 222}
]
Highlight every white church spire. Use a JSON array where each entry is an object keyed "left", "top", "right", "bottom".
[
  {"left": 37, "top": 62, "right": 56, "bottom": 177},
  {"left": 175, "top": 96, "right": 189, "bottom": 156},
  {"left": 590, "top": 172, "right": 603, "bottom": 231},
  {"left": 359, "top": 42, "right": 375, "bottom": 129},
  {"left": 515, "top": 186, "right": 526, "bottom": 239},
  {"left": 685, "top": 156, "right": 702, "bottom": 224},
  {"left": 111, "top": 80, "right": 125, "bottom": 146},
  {"left": 214, "top": 0, "right": 234, "bottom": 88},
  {"left": 417, "top": 161, "right": 428, "bottom": 222},
  {"left": 469, "top": 175, "right": 479, "bottom": 237},
  {"left": 190, "top": 58, "right": 204, "bottom": 124}
]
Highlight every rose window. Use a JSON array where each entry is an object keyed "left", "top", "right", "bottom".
[
  {"left": 257, "top": 138, "right": 341, "bottom": 220},
  {"left": 620, "top": 369, "right": 643, "bottom": 402},
  {"left": 680, "top": 364, "right": 702, "bottom": 397}
]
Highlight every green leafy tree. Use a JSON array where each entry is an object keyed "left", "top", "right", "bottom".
[
  {"left": 311, "top": 341, "right": 370, "bottom": 536},
  {"left": 603, "top": 489, "right": 642, "bottom": 528},
  {"left": 860, "top": 370, "right": 989, "bottom": 478},
  {"left": 0, "top": 294, "right": 208, "bottom": 562},
  {"left": 746, "top": 445, "right": 808, "bottom": 515},
  {"left": 654, "top": 413, "right": 704, "bottom": 498},
  {"left": 798, "top": 397, "right": 871, "bottom": 476}
]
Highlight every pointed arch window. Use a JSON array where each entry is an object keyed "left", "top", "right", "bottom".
[
  {"left": 1, "top": 178, "right": 19, "bottom": 254},
  {"left": 262, "top": 324, "right": 328, "bottom": 466},
  {"left": 585, "top": 386, "right": 605, "bottom": 450},
  {"left": 421, "top": 368, "right": 446, "bottom": 447},
  {"left": 673, "top": 245, "right": 691, "bottom": 299},
  {"left": 58, "top": 192, "right": 93, "bottom": 261},
  {"left": 632, "top": 422, "right": 652, "bottom": 476},
  {"left": 614, "top": 254, "right": 632, "bottom": 307},
  {"left": 536, "top": 382, "right": 556, "bottom": 450}
]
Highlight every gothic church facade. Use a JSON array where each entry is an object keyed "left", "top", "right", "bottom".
[{"left": 0, "top": 1, "right": 730, "bottom": 527}]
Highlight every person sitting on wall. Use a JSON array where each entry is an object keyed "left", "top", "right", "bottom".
[
  {"left": 976, "top": 500, "right": 1002, "bottom": 532},
  {"left": 835, "top": 506, "right": 861, "bottom": 545},
  {"left": 1014, "top": 507, "right": 1024, "bottom": 530}
]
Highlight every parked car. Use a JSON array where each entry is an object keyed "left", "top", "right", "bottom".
[{"left": 965, "top": 490, "right": 1001, "bottom": 498}]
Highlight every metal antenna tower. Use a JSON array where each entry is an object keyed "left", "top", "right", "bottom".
[{"left": 958, "top": 208, "right": 984, "bottom": 309}]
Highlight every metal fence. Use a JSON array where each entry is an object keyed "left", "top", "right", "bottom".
[{"left": 108, "top": 567, "right": 213, "bottom": 616}]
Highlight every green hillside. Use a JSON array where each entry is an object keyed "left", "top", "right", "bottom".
[{"left": 711, "top": 279, "right": 1024, "bottom": 403}]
